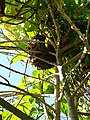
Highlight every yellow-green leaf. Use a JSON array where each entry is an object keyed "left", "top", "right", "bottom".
[{"left": 10, "top": 52, "right": 27, "bottom": 64}]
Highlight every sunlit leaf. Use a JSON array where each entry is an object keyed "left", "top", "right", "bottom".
[{"left": 10, "top": 52, "right": 27, "bottom": 64}]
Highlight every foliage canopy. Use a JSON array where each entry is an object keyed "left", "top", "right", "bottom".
[{"left": 0, "top": 0, "right": 90, "bottom": 120}]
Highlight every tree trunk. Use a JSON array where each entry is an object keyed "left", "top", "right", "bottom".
[
  {"left": 64, "top": 82, "right": 79, "bottom": 120},
  {"left": 54, "top": 72, "right": 60, "bottom": 120}
]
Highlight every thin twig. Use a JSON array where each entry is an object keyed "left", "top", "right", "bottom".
[
  {"left": 0, "top": 63, "right": 36, "bottom": 78},
  {"left": 0, "top": 75, "right": 10, "bottom": 84},
  {"left": 71, "top": 72, "right": 90, "bottom": 98},
  {"left": 0, "top": 81, "right": 56, "bottom": 113}
]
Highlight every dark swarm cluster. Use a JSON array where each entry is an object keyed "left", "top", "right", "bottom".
[{"left": 28, "top": 35, "right": 56, "bottom": 70}]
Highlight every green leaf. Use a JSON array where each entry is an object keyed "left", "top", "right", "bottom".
[
  {"left": 87, "top": 52, "right": 90, "bottom": 54},
  {"left": 32, "top": 70, "right": 43, "bottom": 79},
  {"left": 45, "top": 85, "right": 54, "bottom": 94},
  {"left": 24, "top": 22, "right": 30, "bottom": 30},
  {"left": 84, "top": 55, "right": 90, "bottom": 66},
  {"left": 10, "top": 52, "right": 27, "bottom": 64},
  {"left": 17, "top": 42, "right": 26, "bottom": 50},
  {"left": 23, "top": 35, "right": 30, "bottom": 40}
]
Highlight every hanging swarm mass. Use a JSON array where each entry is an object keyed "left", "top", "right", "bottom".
[{"left": 27, "top": 35, "right": 56, "bottom": 70}]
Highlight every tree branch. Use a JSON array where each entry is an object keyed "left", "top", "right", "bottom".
[
  {"left": 64, "top": 81, "right": 79, "bottom": 120},
  {"left": 0, "top": 97, "right": 34, "bottom": 120},
  {"left": 0, "top": 81, "right": 56, "bottom": 113},
  {"left": 57, "top": 7, "right": 85, "bottom": 42}
]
